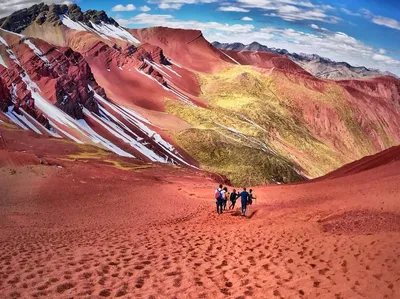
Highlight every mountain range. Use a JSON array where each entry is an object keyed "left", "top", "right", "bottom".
[
  {"left": 1, "top": 3, "right": 400, "bottom": 299},
  {"left": 0, "top": 3, "right": 399, "bottom": 186},
  {"left": 212, "top": 41, "right": 398, "bottom": 80}
]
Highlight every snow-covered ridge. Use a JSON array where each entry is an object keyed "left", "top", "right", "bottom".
[
  {"left": 1, "top": 25, "right": 196, "bottom": 168},
  {"left": 135, "top": 65, "right": 195, "bottom": 106},
  {"left": 60, "top": 14, "right": 140, "bottom": 45},
  {"left": 1, "top": 42, "right": 133, "bottom": 157},
  {"left": 90, "top": 85, "right": 196, "bottom": 167},
  {"left": 90, "top": 21, "right": 140, "bottom": 44}
]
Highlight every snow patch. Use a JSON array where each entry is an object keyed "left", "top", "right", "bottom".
[
  {"left": 0, "top": 35, "right": 8, "bottom": 46},
  {"left": 215, "top": 121, "right": 273, "bottom": 154},
  {"left": 91, "top": 86, "right": 197, "bottom": 167},
  {"left": 23, "top": 39, "right": 51, "bottom": 65},
  {"left": 3, "top": 106, "right": 28, "bottom": 130},
  {"left": 76, "top": 118, "right": 134, "bottom": 158},
  {"left": 220, "top": 50, "right": 241, "bottom": 65},
  {"left": 6, "top": 49, "right": 21, "bottom": 67},
  {"left": 169, "top": 59, "right": 182, "bottom": 68},
  {"left": 144, "top": 59, "right": 171, "bottom": 78},
  {"left": 239, "top": 114, "right": 268, "bottom": 133},
  {"left": 20, "top": 108, "right": 62, "bottom": 138},
  {"left": 20, "top": 72, "right": 40, "bottom": 92},
  {"left": 135, "top": 68, "right": 195, "bottom": 106},
  {"left": 169, "top": 87, "right": 195, "bottom": 106},
  {"left": 17, "top": 65, "right": 132, "bottom": 157},
  {"left": 164, "top": 65, "right": 182, "bottom": 78},
  {"left": 49, "top": 121, "right": 83, "bottom": 144},
  {"left": 0, "top": 28, "right": 24, "bottom": 38},
  {"left": 135, "top": 68, "right": 169, "bottom": 91},
  {"left": 89, "top": 21, "right": 140, "bottom": 44},
  {"left": 0, "top": 53, "right": 7, "bottom": 68},
  {"left": 60, "top": 15, "right": 88, "bottom": 31},
  {"left": 12, "top": 110, "right": 42, "bottom": 134}
]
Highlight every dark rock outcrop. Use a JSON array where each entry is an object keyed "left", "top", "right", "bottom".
[
  {"left": 0, "top": 3, "right": 120, "bottom": 33},
  {"left": 0, "top": 77, "right": 11, "bottom": 112}
]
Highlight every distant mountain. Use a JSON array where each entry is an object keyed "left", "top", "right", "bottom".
[{"left": 212, "top": 41, "right": 398, "bottom": 80}]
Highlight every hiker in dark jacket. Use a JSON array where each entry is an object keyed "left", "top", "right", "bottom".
[
  {"left": 229, "top": 189, "right": 238, "bottom": 209},
  {"left": 239, "top": 187, "right": 250, "bottom": 216},
  {"left": 248, "top": 189, "right": 256, "bottom": 205}
]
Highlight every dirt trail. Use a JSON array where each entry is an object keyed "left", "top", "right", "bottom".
[{"left": 1, "top": 153, "right": 400, "bottom": 298}]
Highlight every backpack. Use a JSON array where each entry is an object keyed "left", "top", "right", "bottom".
[{"left": 214, "top": 189, "right": 221, "bottom": 200}]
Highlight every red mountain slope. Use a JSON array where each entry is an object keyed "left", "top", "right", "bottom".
[
  {"left": 0, "top": 29, "right": 197, "bottom": 166},
  {"left": 320, "top": 145, "right": 400, "bottom": 180}
]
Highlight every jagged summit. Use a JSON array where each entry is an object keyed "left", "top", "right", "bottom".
[{"left": 0, "top": 3, "right": 119, "bottom": 33}]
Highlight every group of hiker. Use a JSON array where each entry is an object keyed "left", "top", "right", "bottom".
[{"left": 214, "top": 184, "right": 256, "bottom": 216}]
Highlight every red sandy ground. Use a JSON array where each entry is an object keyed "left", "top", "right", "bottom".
[{"left": 0, "top": 126, "right": 400, "bottom": 299}]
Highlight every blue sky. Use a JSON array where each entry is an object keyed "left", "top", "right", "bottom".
[{"left": 2, "top": 0, "right": 400, "bottom": 75}]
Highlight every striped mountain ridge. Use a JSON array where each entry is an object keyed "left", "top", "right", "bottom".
[{"left": 0, "top": 3, "right": 399, "bottom": 185}]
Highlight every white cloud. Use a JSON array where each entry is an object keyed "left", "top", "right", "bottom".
[
  {"left": 340, "top": 8, "right": 360, "bottom": 17},
  {"left": 112, "top": 4, "right": 136, "bottom": 12},
  {"left": 379, "top": 48, "right": 386, "bottom": 54},
  {"left": 355, "top": 8, "right": 400, "bottom": 31},
  {"left": 139, "top": 5, "right": 151, "bottom": 12},
  {"left": 117, "top": 13, "right": 254, "bottom": 33},
  {"left": 0, "top": 0, "right": 72, "bottom": 18},
  {"left": 359, "top": 8, "right": 373, "bottom": 18},
  {"left": 310, "top": 24, "right": 319, "bottom": 29},
  {"left": 372, "top": 54, "right": 398, "bottom": 64},
  {"left": 265, "top": 8, "right": 339, "bottom": 23},
  {"left": 371, "top": 15, "right": 400, "bottom": 31},
  {"left": 236, "top": 0, "right": 339, "bottom": 23},
  {"left": 241, "top": 16, "right": 253, "bottom": 21},
  {"left": 217, "top": 6, "right": 250, "bottom": 12},
  {"left": 237, "top": 0, "right": 317, "bottom": 9},
  {"left": 159, "top": 3, "right": 183, "bottom": 9},
  {"left": 149, "top": 0, "right": 217, "bottom": 10}
]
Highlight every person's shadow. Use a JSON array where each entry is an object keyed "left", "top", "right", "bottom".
[{"left": 230, "top": 208, "right": 259, "bottom": 218}]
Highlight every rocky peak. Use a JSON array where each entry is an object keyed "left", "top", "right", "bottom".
[
  {"left": 83, "top": 9, "right": 118, "bottom": 26},
  {"left": 0, "top": 3, "right": 119, "bottom": 34},
  {"left": 0, "top": 3, "right": 48, "bottom": 33}
]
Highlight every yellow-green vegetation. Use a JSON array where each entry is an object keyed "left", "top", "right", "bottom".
[
  {"left": 166, "top": 65, "right": 386, "bottom": 185},
  {"left": 64, "top": 147, "right": 152, "bottom": 171},
  {"left": 67, "top": 151, "right": 105, "bottom": 160},
  {"left": 103, "top": 159, "right": 153, "bottom": 171},
  {"left": 0, "top": 121, "right": 19, "bottom": 130}
]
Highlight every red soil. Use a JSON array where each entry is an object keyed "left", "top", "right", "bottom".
[
  {"left": 1, "top": 125, "right": 399, "bottom": 299},
  {"left": 130, "top": 27, "right": 231, "bottom": 73}
]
